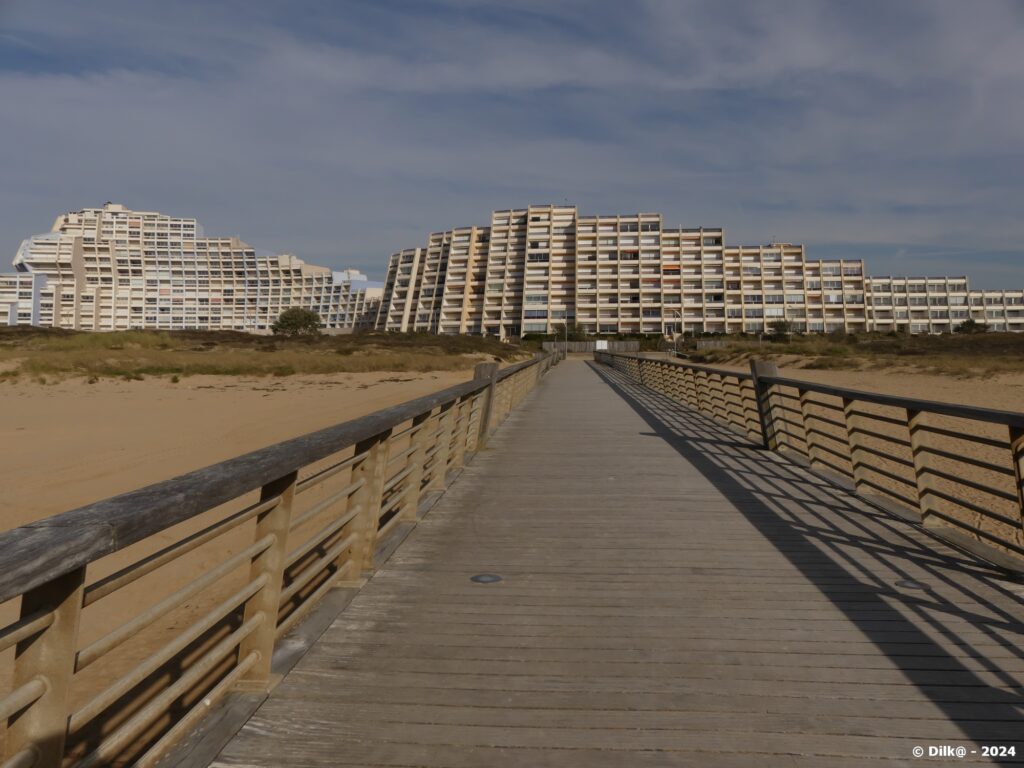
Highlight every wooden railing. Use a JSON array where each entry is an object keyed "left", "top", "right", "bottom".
[
  {"left": 0, "top": 352, "right": 559, "bottom": 768},
  {"left": 595, "top": 351, "right": 1024, "bottom": 570}
]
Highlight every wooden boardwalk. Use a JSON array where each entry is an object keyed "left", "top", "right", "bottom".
[{"left": 212, "top": 358, "right": 1024, "bottom": 767}]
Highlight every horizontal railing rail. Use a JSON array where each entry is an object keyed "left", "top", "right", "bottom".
[
  {"left": 0, "top": 351, "right": 559, "bottom": 768},
  {"left": 595, "top": 351, "right": 1024, "bottom": 571}
]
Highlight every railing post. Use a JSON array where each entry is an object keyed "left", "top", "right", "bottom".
[
  {"left": 843, "top": 398, "right": 869, "bottom": 495},
  {"left": 429, "top": 404, "right": 455, "bottom": 491},
  {"left": 1012, "top": 427, "right": 1024, "bottom": 532},
  {"left": 683, "top": 367, "right": 699, "bottom": 409},
  {"left": 236, "top": 470, "right": 297, "bottom": 689},
  {"left": 749, "top": 359, "right": 780, "bottom": 450},
  {"left": 449, "top": 397, "right": 470, "bottom": 470},
  {"left": 474, "top": 363, "right": 499, "bottom": 450},
  {"left": 906, "top": 409, "right": 935, "bottom": 524},
  {"left": 350, "top": 430, "right": 391, "bottom": 571},
  {"left": 693, "top": 369, "right": 707, "bottom": 415},
  {"left": 4, "top": 567, "right": 85, "bottom": 768},
  {"left": 798, "top": 390, "right": 823, "bottom": 469},
  {"left": 401, "top": 413, "right": 431, "bottom": 521}
]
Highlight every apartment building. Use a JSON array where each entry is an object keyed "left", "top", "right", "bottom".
[
  {"left": 0, "top": 203, "right": 382, "bottom": 333},
  {"left": 377, "top": 204, "right": 1024, "bottom": 338},
  {"left": 865, "top": 276, "right": 1024, "bottom": 333},
  {"left": 379, "top": 205, "right": 869, "bottom": 337}
]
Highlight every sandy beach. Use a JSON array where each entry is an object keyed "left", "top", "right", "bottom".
[{"left": 0, "top": 370, "right": 472, "bottom": 528}]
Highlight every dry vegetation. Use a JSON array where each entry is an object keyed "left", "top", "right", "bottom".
[
  {"left": 680, "top": 331, "right": 1024, "bottom": 377},
  {"left": 0, "top": 327, "right": 525, "bottom": 381}
]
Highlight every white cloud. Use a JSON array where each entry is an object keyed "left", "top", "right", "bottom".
[{"left": 0, "top": 0, "right": 1021, "bottom": 285}]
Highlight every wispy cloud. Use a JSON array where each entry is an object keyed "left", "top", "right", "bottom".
[{"left": 0, "top": 0, "right": 1022, "bottom": 286}]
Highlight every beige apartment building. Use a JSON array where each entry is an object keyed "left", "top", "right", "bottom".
[
  {"left": 377, "top": 204, "right": 1024, "bottom": 338},
  {"left": 0, "top": 203, "right": 382, "bottom": 333}
]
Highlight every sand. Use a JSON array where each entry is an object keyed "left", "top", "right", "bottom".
[{"left": 0, "top": 370, "right": 473, "bottom": 529}]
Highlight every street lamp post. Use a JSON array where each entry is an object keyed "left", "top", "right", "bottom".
[{"left": 667, "top": 309, "right": 682, "bottom": 355}]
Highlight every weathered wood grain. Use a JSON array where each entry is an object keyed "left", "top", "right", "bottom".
[{"left": 213, "top": 359, "right": 1024, "bottom": 767}]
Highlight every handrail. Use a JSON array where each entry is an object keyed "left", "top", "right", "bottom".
[
  {"left": 594, "top": 350, "right": 1024, "bottom": 572},
  {"left": 593, "top": 351, "right": 755, "bottom": 381},
  {"left": 0, "top": 355, "right": 539, "bottom": 605},
  {"left": 0, "top": 350, "right": 560, "bottom": 768},
  {"left": 765, "top": 374, "right": 1024, "bottom": 429}
]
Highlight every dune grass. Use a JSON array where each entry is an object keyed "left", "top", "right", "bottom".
[
  {"left": 0, "top": 327, "right": 525, "bottom": 381},
  {"left": 681, "top": 331, "right": 1024, "bottom": 377}
]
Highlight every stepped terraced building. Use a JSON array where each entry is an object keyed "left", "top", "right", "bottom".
[
  {"left": 376, "top": 204, "right": 1024, "bottom": 338},
  {"left": 0, "top": 203, "right": 382, "bottom": 333}
]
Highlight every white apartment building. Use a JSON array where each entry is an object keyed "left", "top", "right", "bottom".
[
  {"left": 865, "top": 276, "right": 1024, "bottom": 334},
  {"left": 0, "top": 204, "right": 382, "bottom": 333},
  {"left": 377, "top": 204, "right": 1024, "bottom": 338}
]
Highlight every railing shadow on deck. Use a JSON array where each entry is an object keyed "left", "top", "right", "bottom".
[{"left": 588, "top": 361, "right": 1024, "bottom": 761}]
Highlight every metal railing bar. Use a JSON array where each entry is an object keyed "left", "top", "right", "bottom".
[
  {"left": 858, "top": 477, "right": 921, "bottom": 509},
  {"left": 847, "top": 424, "right": 914, "bottom": 449},
  {"left": 378, "top": 486, "right": 410, "bottom": 519},
  {"left": 923, "top": 487, "right": 1023, "bottom": 528},
  {"left": 596, "top": 352, "right": 754, "bottom": 381},
  {"left": 918, "top": 445, "right": 1016, "bottom": 478},
  {"left": 75, "top": 535, "right": 274, "bottom": 673},
  {"left": 275, "top": 560, "right": 355, "bottom": 640},
  {"left": 804, "top": 425, "right": 853, "bottom": 447},
  {"left": 800, "top": 396, "right": 845, "bottom": 413},
  {"left": 285, "top": 506, "right": 361, "bottom": 571},
  {"left": 288, "top": 479, "right": 363, "bottom": 532},
  {"left": 84, "top": 496, "right": 279, "bottom": 607},
  {"left": 857, "top": 459, "right": 918, "bottom": 486},
  {"left": 914, "top": 422, "right": 1010, "bottom": 451},
  {"left": 72, "top": 614, "right": 264, "bottom": 768},
  {"left": 854, "top": 447, "right": 916, "bottom": 473},
  {"left": 845, "top": 408, "right": 907, "bottom": 426},
  {"left": 131, "top": 650, "right": 260, "bottom": 768},
  {"left": 808, "top": 453, "right": 854, "bottom": 479},
  {"left": 388, "top": 420, "right": 427, "bottom": 441},
  {"left": 69, "top": 574, "right": 268, "bottom": 734},
  {"left": 385, "top": 445, "right": 417, "bottom": 469},
  {"left": 773, "top": 415, "right": 808, "bottom": 435},
  {"left": 278, "top": 534, "right": 356, "bottom": 606},
  {"left": 806, "top": 434, "right": 856, "bottom": 462},
  {"left": 766, "top": 374, "right": 1024, "bottom": 428},
  {"left": 383, "top": 464, "right": 414, "bottom": 494},
  {"left": 0, "top": 748, "right": 38, "bottom": 768},
  {"left": 919, "top": 467, "right": 1019, "bottom": 504},
  {"left": 803, "top": 412, "right": 848, "bottom": 431},
  {"left": 0, "top": 677, "right": 47, "bottom": 722},
  {"left": 0, "top": 608, "right": 55, "bottom": 654},
  {"left": 376, "top": 508, "right": 407, "bottom": 542},
  {"left": 295, "top": 450, "right": 367, "bottom": 495}
]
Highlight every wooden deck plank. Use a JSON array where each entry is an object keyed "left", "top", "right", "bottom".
[{"left": 212, "top": 359, "right": 1024, "bottom": 766}]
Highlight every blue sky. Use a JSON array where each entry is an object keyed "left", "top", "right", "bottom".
[{"left": 1, "top": 0, "right": 1022, "bottom": 285}]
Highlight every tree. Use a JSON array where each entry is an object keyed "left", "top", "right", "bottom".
[
  {"left": 552, "top": 322, "right": 587, "bottom": 342},
  {"left": 272, "top": 307, "right": 322, "bottom": 336},
  {"left": 954, "top": 318, "right": 988, "bottom": 334},
  {"left": 769, "top": 319, "right": 792, "bottom": 339}
]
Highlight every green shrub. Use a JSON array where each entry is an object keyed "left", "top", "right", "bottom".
[{"left": 271, "top": 308, "right": 322, "bottom": 337}]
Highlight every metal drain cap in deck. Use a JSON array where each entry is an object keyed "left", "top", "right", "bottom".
[{"left": 470, "top": 573, "right": 503, "bottom": 584}]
